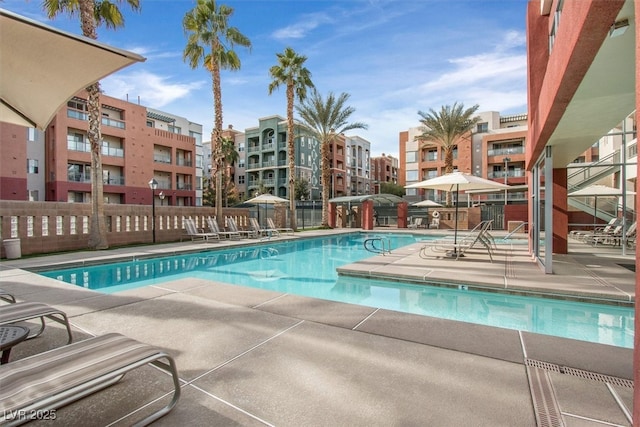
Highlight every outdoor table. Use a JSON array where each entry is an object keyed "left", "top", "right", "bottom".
[{"left": 0, "top": 325, "right": 29, "bottom": 364}]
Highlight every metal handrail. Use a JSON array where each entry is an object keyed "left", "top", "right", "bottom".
[
  {"left": 502, "top": 222, "right": 527, "bottom": 240},
  {"left": 363, "top": 237, "right": 391, "bottom": 255}
]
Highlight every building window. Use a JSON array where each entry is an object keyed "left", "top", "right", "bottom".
[
  {"left": 238, "top": 159, "right": 245, "bottom": 168},
  {"left": 168, "top": 125, "right": 181, "bottom": 134},
  {"left": 147, "top": 120, "right": 155, "bottom": 127},
  {"left": 406, "top": 170, "right": 418, "bottom": 181},
  {"left": 238, "top": 142, "right": 245, "bottom": 152},
  {"left": 27, "top": 159, "right": 39, "bottom": 174},
  {"left": 238, "top": 176, "right": 245, "bottom": 184},
  {"left": 477, "top": 122, "right": 488, "bottom": 133},
  {"left": 28, "top": 128, "right": 36, "bottom": 142},
  {"left": 28, "top": 190, "right": 39, "bottom": 201},
  {"left": 406, "top": 151, "right": 417, "bottom": 163}
]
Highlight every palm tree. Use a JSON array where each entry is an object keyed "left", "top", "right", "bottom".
[
  {"left": 416, "top": 102, "right": 480, "bottom": 206},
  {"left": 296, "top": 89, "right": 367, "bottom": 227},
  {"left": 268, "top": 47, "right": 314, "bottom": 231},
  {"left": 183, "top": 0, "right": 251, "bottom": 221},
  {"left": 44, "top": 0, "right": 140, "bottom": 249}
]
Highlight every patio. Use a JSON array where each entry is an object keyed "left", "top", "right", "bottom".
[{"left": 0, "top": 229, "right": 634, "bottom": 426}]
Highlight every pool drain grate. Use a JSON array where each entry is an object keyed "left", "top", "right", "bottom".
[
  {"left": 526, "top": 365, "right": 562, "bottom": 427},
  {"left": 525, "top": 359, "right": 633, "bottom": 388}
]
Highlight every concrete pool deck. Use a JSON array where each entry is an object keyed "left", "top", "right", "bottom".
[{"left": 0, "top": 228, "right": 635, "bottom": 426}]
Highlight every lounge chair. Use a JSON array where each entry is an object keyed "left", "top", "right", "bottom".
[
  {"left": 249, "top": 217, "right": 273, "bottom": 238},
  {"left": 227, "top": 217, "right": 258, "bottom": 239},
  {"left": 0, "top": 302, "right": 73, "bottom": 344},
  {"left": 267, "top": 218, "right": 294, "bottom": 235},
  {"left": 591, "top": 221, "right": 636, "bottom": 247},
  {"left": 429, "top": 218, "right": 440, "bottom": 229},
  {"left": 0, "top": 333, "right": 180, "bottom": 426},
  {"left": 420, "top": 220, "right": 496, "bottom": 261},
  {"left": 408, "top": 217, "right": 423, "bottom": 229},
  {"left": 207, "top": 217, "right": 241, "bottom": 240},
  {"left": 570, "top": 218, "right": 620, "bottom": 242},
  {"left": 182, "top": 218, "right": 220, "bottom": 242},
  {"left": 0, "top": 289, "right": 16, "bottom": 304}
]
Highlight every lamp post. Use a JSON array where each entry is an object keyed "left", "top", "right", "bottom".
[
  {"left": 503, "top": 157, "right": 511, "bottom": 205},
  {"left": 301, "top": 196, "right": 305, "bottom": 230},
  {"left": 148, "top": 178, "right": 158, "bottom": 243}
]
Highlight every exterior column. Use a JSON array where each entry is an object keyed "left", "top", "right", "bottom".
[
  {"left": 328, "top": 202, "right": 336, "bottom": 228},
  {"left": 552, "top": 168, "right": 568, "bottom": 254},
  {"left": 397, "top": 202, "right": 408, "bottom": 228},
  {"left": 362, "top": 200, "right": 373, "bottom": 230}
]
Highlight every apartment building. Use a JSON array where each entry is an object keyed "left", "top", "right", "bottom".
[
  {"left": 370, "top": 154, "right": 399, "bottom": 194},
  {"left": 345, "top": 135, "right": 372, "bottom": 196},
  {"left": 203, "top": 124, "right": 247, "bottom": 202},
  {"left": 244, "top": 115, "right": 321, "bottom": 200},
  {"left": 24, "top": 91, "right": 203, "bottom": 206},
  {"left": 0, "top": 124, "right": 46, "bottom": 201},
  {"left": 400, "top": 111, "right": 527, "bottom": 203}
]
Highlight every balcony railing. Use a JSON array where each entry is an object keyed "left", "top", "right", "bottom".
[
  {"left": 104, "top": 176, "right": 125, "bottom": 185},
  {"left": 488, "top": 146, "right": 524, "bottom": 157},
  {"left": 68, "top": 173, "right": 91, "bottom": 183},
  {"left": 102, "top": 117, "right": 125, "bottom": 129},
  {"left": 102, "top": 146, "right": 124, "bottom": 158},
  {"left": 68, "top": 141, "right": 91, "bottom": 152},
  {"left": 176, "top": 158, "right": 193, "bottom": 167},
  {"left": 154, "top": 155, "right": 172, "bottom": 164},
  {"left": 176, "top": 183, "right": 192, "bottom": 190},
  {"left": 487, "top": 170, "right": 525, "bottom": 179}
]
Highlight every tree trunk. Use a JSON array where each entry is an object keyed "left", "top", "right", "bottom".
[
  {"left": 212, "top": 57, "right": 223, "bottom": 221},
  {"left": 79, "top": 0, "right": 108, "bottom": 250},
  {"left": 444, "top": 146, "right": 454, "bottom": 207},
  {"left": 286, "top": 83, "right": 297, "bottom": 231},
  {"left": 321, "top": 139, "right": 331, "bottom": 227}
]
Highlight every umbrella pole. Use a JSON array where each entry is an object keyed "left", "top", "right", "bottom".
[
  {"left": 453, "top": 184, "right": 459, "bottom": 250},
  {"left": 593, "top": 196, "right": 597, "bottom": 233}
]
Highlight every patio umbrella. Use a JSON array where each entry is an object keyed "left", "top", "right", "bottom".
[
  {"left": 406, "top": 172, "right": 508, "bottom": 255},
  {"left": 412, "top": 199, "right": 442, "bottom": 222},
  {"left": 246, "top": 194, "right": 289, "bottom": 228},
  {"left": 568, "top": 184, "right": 636, "bottom": 232},
  {"left": 0, "top": 9, "right": 145, "bottom": 129}
]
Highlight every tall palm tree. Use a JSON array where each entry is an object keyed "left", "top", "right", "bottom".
[
  {"left": 296, "top": 89, "right": 367, "bottom": 227},
  {"left": 183, "top": 0, "right": 251, "bottom": 221},
  {"left": 416, "top": 102, "right": 480, "bottom": 206},
  {"left": 268, "top": 47, "right": 314, "bottom": 231},
  {"left": 44, "top": 0, "right": 140, "bottom": 249}
]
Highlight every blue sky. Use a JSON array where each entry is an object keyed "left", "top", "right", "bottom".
[{"left": 6, "top": 0, "right": 529, "bottom": 157}]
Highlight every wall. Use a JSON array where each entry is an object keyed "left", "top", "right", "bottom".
[{"left": 0, "top": 201, "right": 249, "bottom": 258}]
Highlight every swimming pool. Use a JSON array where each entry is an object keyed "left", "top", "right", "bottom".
[{"left": 39, "top": 233, "right": 634, "bottom": 348}]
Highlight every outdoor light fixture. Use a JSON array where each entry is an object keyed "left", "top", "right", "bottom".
[
  {"left": 159, "top": 191, "right": 165, "bottom": 206},
  {"left": 610, "top": 18, "right": 629, "bottom": 38},
  {"left": 148, "top": 178, "right": 158, "bottom": 243}
]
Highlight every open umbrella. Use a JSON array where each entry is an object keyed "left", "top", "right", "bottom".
[
  {"left": 0, "top": 9, "right": 145, "bottom": 129},
  {"left": 406, "top": 172, "right": 508, "bottom": 255},
  {"left": 412, "top": 200, "right": 442, "bottom": 224},
  {"left": 246, "top": 194, "right": 289, "bottom": 228},
  {"left": 568, "top": 184, "right": 636, "bottom": 232}
]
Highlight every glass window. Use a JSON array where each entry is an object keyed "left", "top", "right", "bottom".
[
  {"left": 406, "top": 151, "right": 417, "bottom": 163},
  {"left": 477, "top": 122, "right": 488, "bottom": 133},
  {"left": 406, "top": 170, "right": 418, "bottom": 181},
  {"left": 27, "top": 159, "right": 39, "bottom": 174}
]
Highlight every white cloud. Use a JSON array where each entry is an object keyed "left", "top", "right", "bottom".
[
  {"left": 102, "top": 71, "right": 205, "bottom": 108},
  {"left": 271, "top": 12, "right": 332, "bottom": 40}
]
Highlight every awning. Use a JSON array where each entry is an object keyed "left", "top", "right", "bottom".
[{"left": 0, "top": 8, "right": 145, "bottom": 130}]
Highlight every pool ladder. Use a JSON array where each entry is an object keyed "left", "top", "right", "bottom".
[{"left": 363, "top": 237, "right": 392, "bottom": 256}]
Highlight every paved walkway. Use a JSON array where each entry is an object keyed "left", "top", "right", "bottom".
[{"left": 0, "top": 228, "right": 635, "bottom": 426}]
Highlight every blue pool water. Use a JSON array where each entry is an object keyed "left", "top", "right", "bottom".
[{"left": 39, "top": 233, "right": 634, "bottom": 348}]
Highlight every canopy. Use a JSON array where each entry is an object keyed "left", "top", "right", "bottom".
[
  {"left": 569, "top": 184, "right": 635, "bottom": 197},
  {"left": 246, "top": 194, "right": 289, "bottom": 204},
  {"left": 412, "top": 200, "right": 442, "bottom": 207},
  {"left": 329, "top": 194, "right": 404, "bottom": 205},
  {"left": 405, "top": 172, "right": 509, "bottom": 192},
  {"left": 0, "top": 8, "right": 146, "bottom": 129}
]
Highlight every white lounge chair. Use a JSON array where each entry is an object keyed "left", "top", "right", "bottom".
[
  {"left": 420, "top": 220, "right": 496, "bottom": 261},
  {"left": 207, "top": 217, "right": 241, "bottom": 240},
  {"left": 227, "top": 217, "right": 258, "bottom": 239},
  {"left": 267, "top": 218, "right": 293, "bottom": 235},
  {"left": 0, "top": 333, "right": 180, "bottom": 426},
  {"left": 182, "top": 218, "right": 220, "bottom": 242},
  {"left": 408, "top": 217, "right": 423, "bottom": 229}
]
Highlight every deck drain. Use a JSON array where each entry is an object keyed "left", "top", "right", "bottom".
[
  {"left": 526, "top": 359, "right": 633, "bottom": 388},
  {"left": 526, "top": 366, "right": 562, "bottom": 427}
]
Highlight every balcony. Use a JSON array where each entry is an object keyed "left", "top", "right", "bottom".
[
  {"left": 176, "top": 158, "right": 193, "bottom": 167},
  {"left": 487, "top": 170, "right": 525, "bottom": 179},
  {"left": 68, "top": 173, "right": 91, "bottom": 183},
  {"left": 68, "top": 141, "right": 91, "bottom": 153},
  {"left": 104, "top": 176, "right": 125, "bottom": 185},
  {"left": 102, "top": 117, "right": 125, "bottom": 129},
  {"left": 176, "top": 183, "right": 192, "bottom": 190},
  {"left": 154, "top": 155, "right": 172, "bottom": 164},
  {"left": 488, "top": 146, "right": 524, "bottom": 157},
  {"left": 102, "top": 146, "right": 124, "bottom": 158}
]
